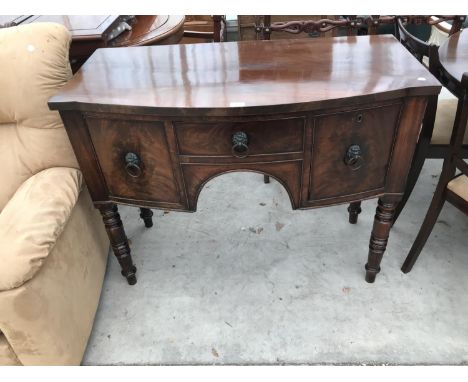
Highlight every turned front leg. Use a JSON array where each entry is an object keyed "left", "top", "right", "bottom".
[
  {"left": 365, "top": 197, "right": 399, "bottom": 283},
  {"left": 98, "top": 203, "right": 137, "bottom": 285}
]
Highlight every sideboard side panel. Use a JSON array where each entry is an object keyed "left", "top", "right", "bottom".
[
  {"left": 384, "top": 96, "right": 428, "bottom": 194},
  {"left": 59, "top": 110, "right": 109, "bottom": 202}
]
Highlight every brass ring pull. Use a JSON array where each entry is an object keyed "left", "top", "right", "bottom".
[
  {"left": 231, "top": 131, "right": 249, "bottom": 158},
  {"left": 125, "top": 152, "right": 142, "bottom": 178},
  {"left": 344, "top": 144, "right": 363, "bottom": 171}
]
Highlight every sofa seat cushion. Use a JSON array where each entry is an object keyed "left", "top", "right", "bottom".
[{"left": 0, "top": 167, "right": 82, "bottom": 291}]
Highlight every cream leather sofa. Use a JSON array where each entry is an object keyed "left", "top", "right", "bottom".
[{"left": 0, "top": 23, "right": 109, "bottom": 365}]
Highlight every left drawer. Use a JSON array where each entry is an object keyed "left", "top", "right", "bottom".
[{"left": 85, "top": 116, "right": 183, "bottom": 205}]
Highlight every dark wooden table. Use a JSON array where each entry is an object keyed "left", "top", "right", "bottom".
[
  {"left": 49, "top": 36, "right": 441, "bottom": 285},
  {"left": 108, "top": 15, "right": 185, "bottom": 47},
  {"left": 0, "top": 15, "right": 185, "bottom": 72},
  {"left": 439, "top": 29, "right": 468, "bottom": 84}
]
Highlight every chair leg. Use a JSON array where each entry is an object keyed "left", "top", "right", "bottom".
[
  {"left": 392, "top": 146, "right": 428, "bottom": 225},
  {"left": 401, "top": 179, "right": 448, "bottom": 273},
  {"left": 347, "top": 201, "right": 362, "bottom": 224},
  {"left": 401, "top": 92, "right": 468, "bottom": 272},
  {"left": 139, "top": 208, "right": 154, "bottom": 228},
  {"left": 263, "top": 175, "right": 270, "bottom": 184}
]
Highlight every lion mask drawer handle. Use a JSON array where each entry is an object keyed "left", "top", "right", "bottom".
[
  {"left": 231, "top": 131, "right": 249, "bottom": 158},
  {"left": 344, "top": 144, "right": 363, "bottom": 171},
  {"left": 125, "top": 152, "right": 142, "bottom": 178}
]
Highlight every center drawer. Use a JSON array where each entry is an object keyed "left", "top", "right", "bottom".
[{"left": 174, "top": 117, "right": 305, "bottom": 157}]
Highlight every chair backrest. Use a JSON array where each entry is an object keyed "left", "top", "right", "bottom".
[
  {"left": 0, "top": 22, "right": 78, "bottom": 210},
  {"left": 396, "top": 17, "right": 434, "bottom": 61},
  {"left": 395, "top": 17, "right": 445, "bottom": 78},
  {"left": 182, "top": 15, "right": 225, "bottom": 43},
  {"left": 452, "top": 74, "right": 468, "bottom": 151},
  {"left": 241, "top": 15, "right": 367, "bottom": 41}
]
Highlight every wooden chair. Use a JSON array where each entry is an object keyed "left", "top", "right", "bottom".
[
  {"left": 182, "top": 15, "right": 225, "bottom": 43},
  {"left": 401, "top": 72, "right": 468, "bottom": 272},
  {"left": 392, "top": 16, "right": 467, "bottom": 223},
  {"left": 429, "top": 15, "right": 466, "bottom": 36},
  {"left": 245, "top": 15, "right": 370, "bottom": 41}
]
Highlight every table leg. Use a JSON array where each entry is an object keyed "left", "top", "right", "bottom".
[
  {"left": 347, "top": 201, "right": 362, "bottom": 224},
  {"left": 365, "top": 197, "right": 398, "bottom": 283},
  {"left": 139, "top": 207, "right": 154, "bottom": 228},
  {"left": 98, "top": 203, "right": 137, "bottom": 285}
]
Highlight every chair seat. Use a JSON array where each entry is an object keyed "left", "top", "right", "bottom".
[
  {"left": 431, "top": 98, "right": 468, "bottom": 145},
  {"left": 447, "top": 175, "right": 468, "bottom": 201}
]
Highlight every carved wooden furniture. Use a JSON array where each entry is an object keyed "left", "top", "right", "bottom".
[
  {"left": 237, "top": 15, "right": 337, "bottom": 41},
  {"left": 2, "top": 15, "right": 131, "bottom": 72},
  {"left": 48, "top": 36, "right": 440, "bottom": 285},
  {"left": 0, "top": 15, "right": 185, "bottom": 72},
  {"left": 107, "top": 15, "right": 185, "bottom": 47},
  {"left": 237, "top": 15, "right": 467, "bottom": 41},
  {"left": 428, "top": 16, "right": 466, "bottom": 35},
  {"left": 402, "top": 30, "right": 468, "bottom": 273},
  {"left": 182, "top": 15, "right": 225, "bottom": 43},
  {"left": 392, "top": 17, "right": 467, "bottom": 223}
]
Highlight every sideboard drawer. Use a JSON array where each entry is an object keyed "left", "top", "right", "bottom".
[
  {"left": 86, "top": 117, "right": 182, "bottom": 205},
  {"left": 175, "top": 117, "right": 305, "bottom": 157},
  {"left": 309, "top": 103, "right": 402, "bottom": 201}
]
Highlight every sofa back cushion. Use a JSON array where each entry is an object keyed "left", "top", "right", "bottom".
[
  {"left": 0, "top": 22, "right": 78, "bottom": 210},
  {"left": 0, "top": 167, "right": 82, "bottom": 291}
]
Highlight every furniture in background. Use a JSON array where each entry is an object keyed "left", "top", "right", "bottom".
[
  {"left": 0, "top": 23, "right": 109, "bottom": 365},
  {"left": 0, "top": 15, "right": 185, "bottom": 72},
  {"left": 392, "top": 16, "right": 467, "bottom": 223},
  {"left": 107, "top": 16, "right": 185, "bottom": 47},
  {"left": 237, "top": 15, "right": 341, "bottom": 40},
  {"left": 428, "top": 16, "right": 467, "bottom": 45},
  {"left": 49, "top": 35, "right": 440, "bottom": 286},
  {"left": 238, "top": 15, "right": 465, "bottom": 41},
  {"left": 0, "top": 15, "right": 133, "bottom": 72},
  {"left": 182, "top": 15, "right": 225, "bottom": 43},
  {"left": 402, "top": 30, "right": 468, "bottom": 272}
]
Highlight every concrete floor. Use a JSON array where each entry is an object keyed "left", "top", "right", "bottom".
[{"left": 82, "top": 158, "right": 468, "bottom": 365}]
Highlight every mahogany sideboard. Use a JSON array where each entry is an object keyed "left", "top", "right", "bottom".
[{"left": 48, "top": 35, "right": 441, "bottom": 285}]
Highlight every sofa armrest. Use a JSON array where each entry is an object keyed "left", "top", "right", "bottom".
[{"left": 0, "top": 167, "right": 82, "bottom": 291}]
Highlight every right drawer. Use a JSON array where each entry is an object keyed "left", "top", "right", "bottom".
[{"left": 309, "top": 102, "right": 402, "bottom": 201}]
